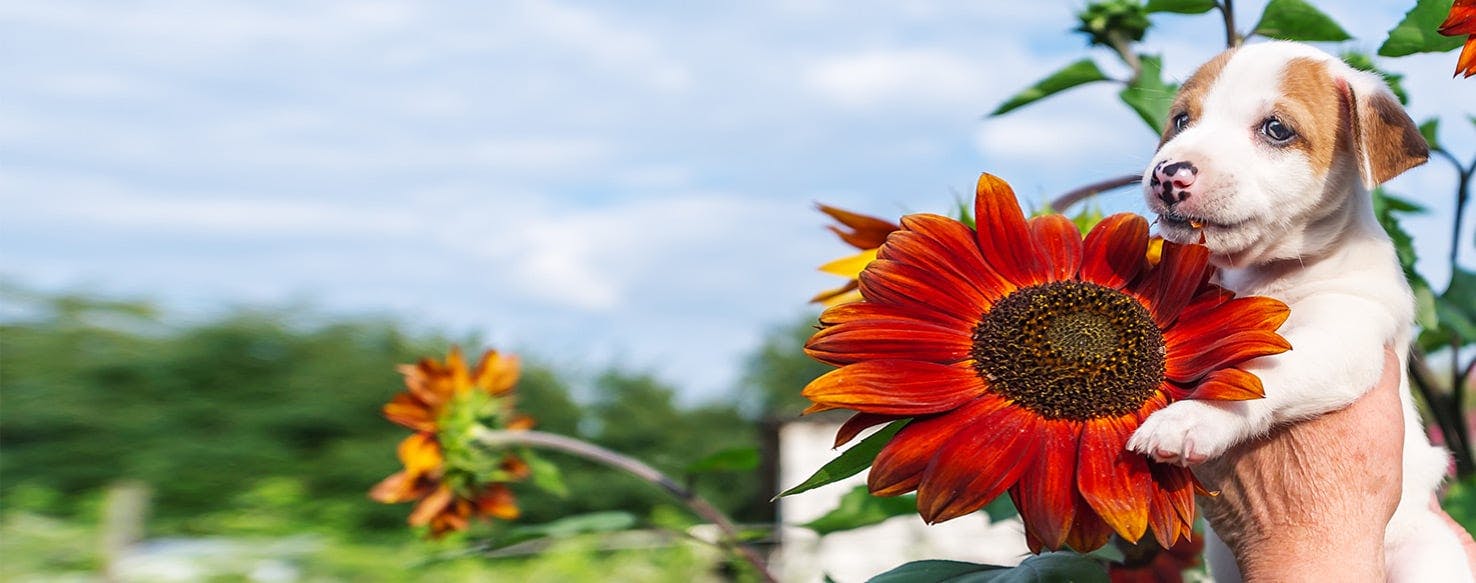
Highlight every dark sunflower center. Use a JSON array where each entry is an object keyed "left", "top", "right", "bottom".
[{"left": 971, "top": 280, "right": 1164, "bottom": 421}]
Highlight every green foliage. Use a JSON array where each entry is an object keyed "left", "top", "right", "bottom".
[
  {"left": 868, "top": 553, "right": 1108, "bottom": 583},
  {"left": 1075, "top": 0, "right": 1152, "bottom": 47},
  {"left": 1444, "top": 475, "right": 1476, "bottom": 535},
  {"left": 777, "top": 420, "right": 907, "bottom": 498},
  {"left": 1421, "top": 118, "right": 1443, "bottom": 151},
  {"left": 1380, "top": 0, "right": 1465, "bottom": 57},
  {"left": 1145, "top": 0, "right": 1216, "bottom": 14},
  {"left": 685, "top": 446, "right": 761, "bottom": 475},
  {"left": 1419, "top": 266, "right": 1476, "bottom": 352},
  {"left": 1118, "top": 54, "right": 1177, "bottom": 134},
  {"left": 1251, "top": 0, "right": 1351, "bottom": 41},
  {"left": 488, "top": 511, "right": 640, "bottom": 550},
  {"left": 991, "top": 59, "right": 1111, "bottom": 116},
  {"left": 801, "top": 486, "right": 917, "bottom": 535},
  {"left": 1372, "top": 189, "right": 1438, "bottom": 329},
  {"left": 1341, "top": 51, "right": 1409, "bottom": 105}
]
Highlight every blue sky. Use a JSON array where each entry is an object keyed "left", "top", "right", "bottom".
[{"left": 2, "top": 0, "right": 1471, "bottom": 402}]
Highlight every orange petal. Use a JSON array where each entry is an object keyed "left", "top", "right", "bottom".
[
  {"left": 402, "top": 359, "right": 452, "bottom": 407},
  {"left": 885, "top": 213, "right": 1014, "bottom": 303},
  {"left": 973, "top": 173, "right": 1049, "bottom": 288},
  {"left": 1132, "top": 240, "right": 1211, "bottom": 328},
  {"left": 473, "top": 350, "right": 520, "bottom": 395},
  {"left": 1187, "top": 367, "right": 1265, "bottom": 401},
  {"left": 1077, "top": 414, "right": 1153, "bottom": 542},
  {"left": 916, "top": 404, "right": 1041, "bottom": 523},
  {"left": 398, "top": 432, "right": 444, "bottom": 479},
  {"left": 429, "top": 498, "right": 472, "bottom": 537},
  {"left": 1439, "top": 2, "right": 1476, "bottom": 36},
  {"left": 858, "top": 259, "right": 990, "bottom": 330},
  {"left": 447, "top": 346, "right": 473, "bottom": 394},
  {"left": 802, "top": 360, "right": 988, "bottom": 416},
  {"left": 501, "top": 454, "right": 532, "bottom": 480},
  {"left": 477, "top": 484, "right": 521, "bottom": 520},
  {"left": 811, "top": 280, "right": 862, "bottom": 306},
  {"left": 1064, "top": 496, "right": 1114, "bottom": 552},
  {"left": 1029, "top": 214, "right": 1083, "bottom": 282},
  {"left": 1164, "top": 330, "right": 1291, "bottom": 383},
  {"left": 369, "top": 471, "right": 430, "bottom": 503},
  {"left": 409, "top": 485, "right": 455, "bottom": 527},
  {"left": 1080, "top": 214, "right": 1150, "bottom": 289},
  {"left": 1456, "top": 36, "right": 1476, "bottom": 78},
  {"left": 805, "top": 314, "right": 974, "bottom": 366},
  {"left": 506, "top": 414, "right": 537, "bottom": 431},
  {"left": 383, "top": 392, "right": 437, "bottom": 432},
  {"left": 818, "top": 203, "right": 901, "bottom": 250},
  {"left": 1013, "top": 419, "right": 1082, "bottom": 550},
  {"left": 1148, "top": 463, "right": 1196, "bottom": 548},
  {"left": 834, "top": 412, "right": 904, "bottom": 448},
  {"left": 868, "top": 395, "right": 1007, "bottom": 495},
  {"left": 1164, "top": 296, "right": 1289, "bottom": 350}
]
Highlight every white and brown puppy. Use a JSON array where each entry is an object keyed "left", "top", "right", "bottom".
[{"left": 1124, "top": 41, "right": 1471, "bottom": 582}]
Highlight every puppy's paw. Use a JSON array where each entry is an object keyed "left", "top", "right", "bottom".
[{"left": 1127, "top": 401, "right": 1248, "bottom": 465}]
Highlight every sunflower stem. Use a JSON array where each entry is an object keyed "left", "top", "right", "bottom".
[
  {"left": 471, "top": 428, "right": 777, "bottom": 582},
  {"left": 1048, "top": 173, "right": 1142, "bottom": 212}
]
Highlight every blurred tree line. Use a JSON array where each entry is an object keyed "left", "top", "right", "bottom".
[{"left": 0, "top": 285, "right": 829, "bottom": 540}]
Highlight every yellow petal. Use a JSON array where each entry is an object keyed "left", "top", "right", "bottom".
[
  {"left": 398, "top": 433, "right": 443, "bottom": 479},
  {"left": 819, "top": 248, "right": 878, "bottom": 278}
]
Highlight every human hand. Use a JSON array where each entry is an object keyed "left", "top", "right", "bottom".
[{"left": 1192, "top": 347, "right": 1404, "bottom": 582}]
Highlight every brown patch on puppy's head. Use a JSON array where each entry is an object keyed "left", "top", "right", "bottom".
[
  {"left": 1158, "top": 48, "right": 1234, "bottom": 149},
  {"left": 1276, "top": 57, "right": 1344, "bottom": 178}
]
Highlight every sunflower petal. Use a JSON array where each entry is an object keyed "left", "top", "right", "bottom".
[
  {"left": 819, "top": 248, "right": 879, "bottom": 278},
  {"left": 834, "top": 412, "right": 904, "bottom": 448},
  {"left": 383, "top": 392, "right": 437, "bottom": 432},
  {"left": 1164, "top": 296, "right": 1289, "bottom": 350},
  {"left": 1064, "top": 494, "right": 1115, "bottom": 552},
  {"left": 859, "top": 259, "right": 989, "bottom": 329},
  {"left": 806, "top": 315, "right": 974, "bottom": 366},
  {"left": 1148, "top": 463, "right": 1196, "bottom": 548},
  {"left": 477, "top": 484, "right": 521, "bottom": 520},
  {"left": 811, "top": 280, "right": 863, "bottom": 306},
  {"left": 1164, "top": 330, "right": 1291, "bottom": 383},
  {"left": 473, "top": 350, "right": 520, "bottom": 395},
  {"left": 804, "top": 360, "right": 988, "bottom": 416},
  {"left": 1188, "top": 367, "right": 1265, "bottom": 401},
  {"left": 1077, "top": 415, "right": 1153, "bottom": 542},
  {"left": 1133, "top": 240, "right": 1211, "bottom": 328},
  {"left": 1029, "top": 214, "right": 1083, "bottom": 282},
  {"left": 1014, "top": 419, "right": 1082, "bottom": 550},
  {"left": 1080, "top": 213, "right": 1149, "bottom": 289},
  {"left": 398, "top": 432, "right": 444, "bottom": 479},
  {"left": 868, "top": 395, "right": 1007, "bottom": 496},
  {"left": 369, "top": 471, "right": 429, "bottom": 503},
  {"left": 818, "top": 204, "right": 901, "bottom": 250},
  {"left": 886, "top": 214, "right": 1014, "bottom": 303},
  {"left": 917, "top": 404, "right": 1041, "bottom": 523},
  {"left": 973, "top": 173, "right": 1049, "bottom": 288},
  {"left": 409, "top": 485, "right": 455, "bottom": 527}
]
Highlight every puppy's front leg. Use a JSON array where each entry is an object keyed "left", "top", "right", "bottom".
[{"left": 1127, "top": 294, "right": 1392, "bottom": 465}]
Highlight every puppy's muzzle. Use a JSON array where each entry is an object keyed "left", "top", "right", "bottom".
[{"left": 1150, "top": 160, "right": 1198, "bottom": 206}]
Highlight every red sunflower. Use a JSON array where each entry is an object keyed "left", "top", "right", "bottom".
[
  {"left": 370, "top": 347, "right": 534, "bottom": 538},
  {"left": 1442, "top": 0, "right": 1476, "bottom": 78},
  {"left": 802, "top": 173, "right": 1290, "bottom": 552},
  {"left": 812, "top": 204, "right": 902, "bottom": 306}
]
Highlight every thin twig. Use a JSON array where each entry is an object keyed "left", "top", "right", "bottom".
[
  {"left": 1219, "top": 0, "right": 1242, "bottom": 48},
  {"left": 1049, "top": 173, "right": 1142, "bottom": 212},
  {"left": 472, "top": 429, "right": 778, "bottom": 583}
]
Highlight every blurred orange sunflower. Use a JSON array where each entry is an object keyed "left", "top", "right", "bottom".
[
  {"left": 1442, "top": 0, "right": 1476, "bottom": 78},
  {"left": 812, "top": 204, "right": 901, "bottom": 306},
  {"left": 803, "top": 173, "right": 1290, "bottom": 552},
  {"left": 1108, "top": 530, "right": 1205, "bottom": 583},
  {"left": 370, "top": 347, "right": 534, "bottom": 538}
]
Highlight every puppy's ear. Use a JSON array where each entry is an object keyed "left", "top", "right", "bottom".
[{"left": 1337, "top": 75, "right": 1428, "bottom": 187}]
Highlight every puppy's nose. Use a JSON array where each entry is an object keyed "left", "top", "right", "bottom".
[{"left": 1149, "top": 160, "right": 1198, "bottom": 206}]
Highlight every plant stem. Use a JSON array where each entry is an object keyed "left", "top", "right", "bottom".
[
  {"left": 1218, "top": 0, "right": 1242, "bottom": 48},
  {"left": 471, "top": 428, "right": 778, "bottom": 582},
  {"left": 1106, "top": 30, "right": 1142, "bottom": 83},
  {"left": 1410, "top": 350, "right": 1475, "bottom": 477},
  {"left": 1049, "top": 173, "right": 1142, "bottom": 212}
]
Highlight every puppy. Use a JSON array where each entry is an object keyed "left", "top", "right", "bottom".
[{"left": 1125, "top": 41, "right": 1471, "bottom": 582}]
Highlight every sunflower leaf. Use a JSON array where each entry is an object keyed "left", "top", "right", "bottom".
[
  {"left": 867, "top": 553, "right": 1108, "bottom": 583},
  {"left": 1119, "top": 54, "right": 1177, "bottom": 135},
  {"left": 801, "top": 485, "right": 917, "bottom": 535},
  {"left": 776, "top": 420, "right": 908, "bottom": 499},
  {"left": 1379, "top": 0, "right": 1465, "bottom": 57},
  {"left": 1420, "top": 118, "right": 1442, "bottom": 151},
  {"left": 685, "top": 445, "right": 760, "bottom": 474},
  {"left": 1251, "top": 0, "right": 1351, "bottom": 42},
  {"left": 991, "top": 58, "right": 1111, "bottom": 116},
  {"left": 1145, "top": 0, "right": 1217, "bottom": 14}
]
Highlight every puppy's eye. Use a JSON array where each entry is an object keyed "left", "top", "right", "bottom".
[
  {"left": 1260, "top": 117, "right": 1296, "bottom": 143},
  {"left": 1172, "top": 113, "right": 1190, "bottom": 132}
]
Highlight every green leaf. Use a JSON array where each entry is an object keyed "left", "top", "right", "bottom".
[
  {"left": 1146, "top": 0, "right": 1217, "bottom": 14},
  {"left": 522, "top": 449, "right": 569, "bottom": 498},
  {"left": 983, "top": 496, "right": 1019, "bottom": 523},
  {"left": 1379, "top": 0, "right": 1465, "bottom": 57},
  {"left": 868, "top": 553, "right": 1108, "bottom": 583},
  {"left": 992, "top": 59, "right": 1111, "bottom": 116},
  {"left": 1071, "top": 205, "right": 1106, "bottom": 236},
  {"left": 1340, "top": 52, "right": 1408, "bottom": 105},
  {"left": 1419, "top": 118, "right": 1442, "bottom": 151},
  {"left": 777, "top": 420, "right": 908, "bottom": 498},
  {"left": 1119, "top": 55, "right": 1177, "bottom": 135},
  {"left": 1443, "top": 475, "right": 1476, "bottom": 536},
  {"left": 801, "top": 485, "right": 918, "bottom": 535},
  {"left": 1252, "top": 0, "right": 1351, "bottom": 41},
  {"left": 1419, "top": 267, "right": 1476, "bottom": 351},
  {"left": 685, "top": 445, "right": 760, "bottom": 474}
]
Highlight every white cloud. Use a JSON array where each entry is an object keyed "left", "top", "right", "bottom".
[{"left": 806, "top": 49, "right": 990, "bottom": 110}]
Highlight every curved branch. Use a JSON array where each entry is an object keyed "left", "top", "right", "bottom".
[
  {"left": 472, "top": 429, "right": 777, "bottom": 582},
  {"left": 1219, "top": 0, "right": 1242, "bottom": 48},
  {"left": 1049, "top": 173, "right": 1142, "bottom": 212}
]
